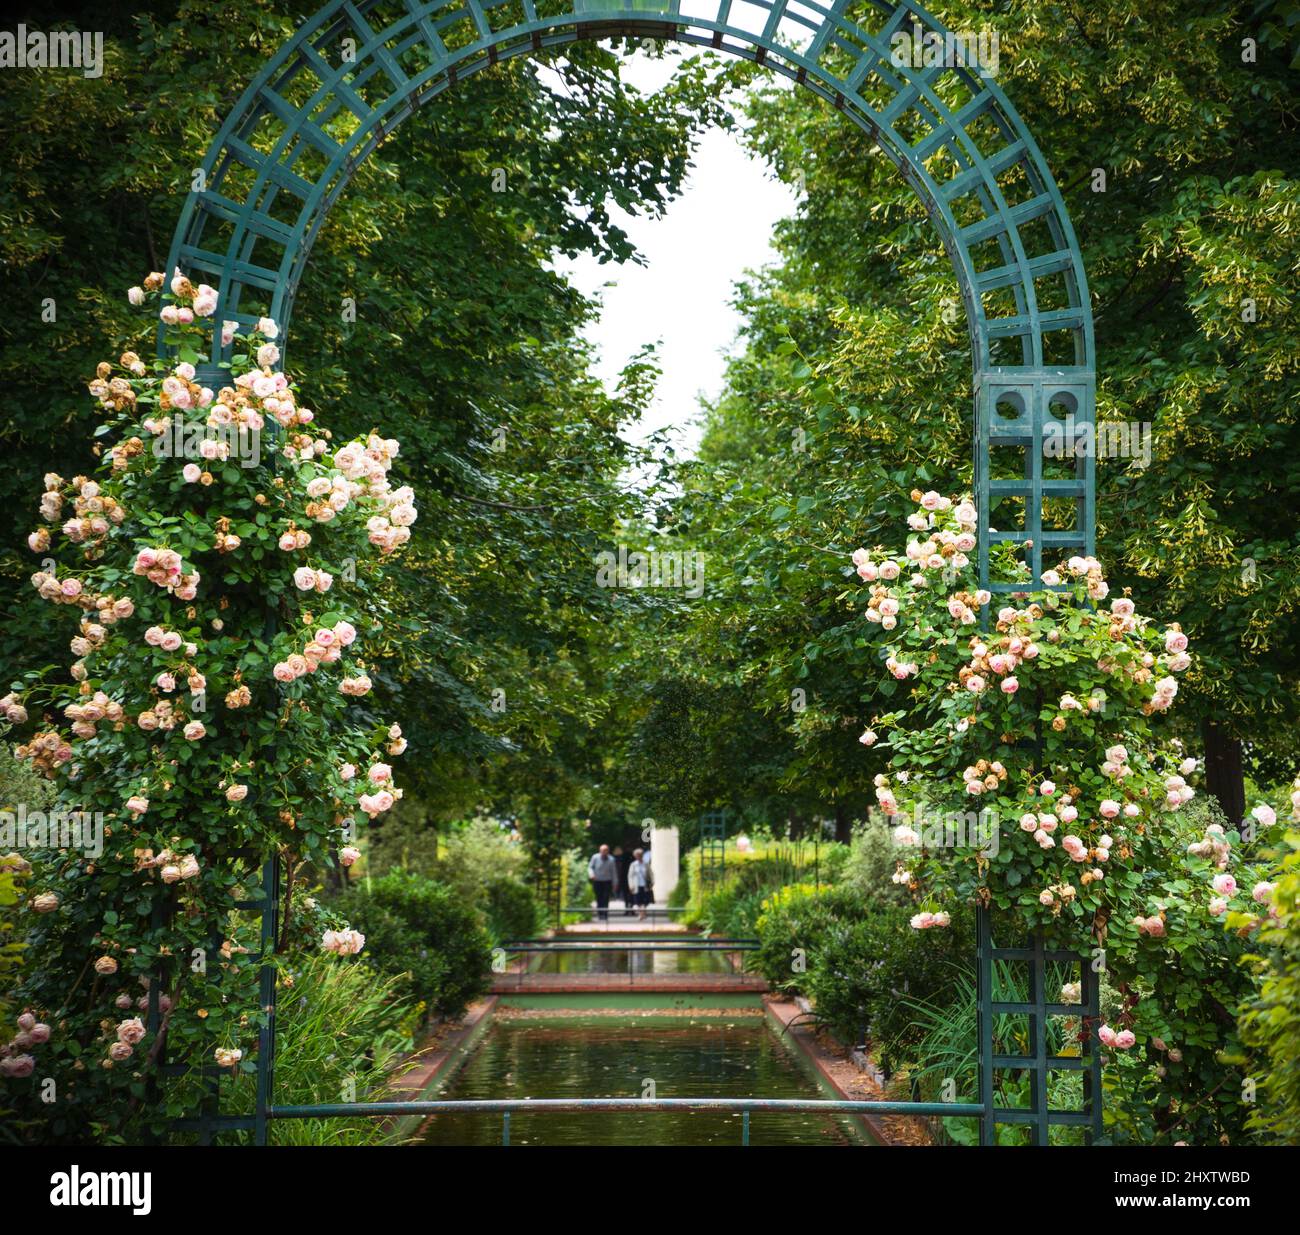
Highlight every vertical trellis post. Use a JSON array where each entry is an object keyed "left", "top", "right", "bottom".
[{"left": 976, "top": 909, "right": 1105, "bottom": 1145}]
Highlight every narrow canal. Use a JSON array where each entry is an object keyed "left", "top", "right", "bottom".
[{"left": 418, "top": 1014, "right": 863, "bottom": 1146}]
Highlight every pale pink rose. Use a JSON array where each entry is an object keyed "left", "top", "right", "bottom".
[
  {"left": 226, "top": 784, "right": 249, "bottom": 803},
  {"left": 128, "top": 286, "right": 145, "bottom": 306},
  {"left": 339, "top": 846, "right": 361, "bottom": 868},
  {"left": 859, "top": 729, "right": 877, "bottom": 746},
  {"left": 160, "top": 864, "right": 181, "bottom": 884},
  {"left": 1165, "top": 629, "right": 1188, "bottom": 654},
  {"left": 1211, "top": 873, "right": 1237, "bottom": 897},
  {"left": 183, "top": 721, "right": 206, "bottom": 741},
  {"left": 125, "top": 796, "right": 150, "bottom": 816},
  {"left": 1251, "top": 803, "right": 1277, "bottom": 829},
  {"left": 117, "top": 1017, "right": 146, "bottom": 1045},
  {"left": 1040, "top": 781, "right": 1056, "bottom": 797},
  {"left": 1209, "top": 898, "right": 1228, "bottom": 916},
  {"left": 32, "top": 892, "right": 59, "bottom": 913},
  {"left": 107, "top": 1042, "right": 133, "bottom": 1062},
  {"left": 1100, "top": 799, "right": 1120, "bottom": 819},
  {"left": 1000, "top": 676, "right": 1019, "bottom": 694},
  {"left": 367, "top": 763, "right": 392, "bottom": 785},
  {"left": 293, "top": 567, "right": 316, "bottom": 591},
  {"left": 1114, "top": 1030, "right": 1136, "bottom": 1050},
  {"left": 1252, "top": 882, "right": 1276, "bottom": 904},
  {"left": 178, "top": 855, "right": 200, "bottom": 880},
  {"left": 334, "top": 621, "right": 357, "bottom": 645},
  {"left": 1098, "top": 1024, "right": 1117, "bottom": 1047}
]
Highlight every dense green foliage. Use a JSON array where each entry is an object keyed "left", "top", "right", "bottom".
[{"left": 339, "top": 870, "right": 492, "bottom": 1021}]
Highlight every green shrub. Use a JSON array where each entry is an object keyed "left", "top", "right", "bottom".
[
  {"left": 806, "top": 903, "right": 974, "bottom": 1058},
  {"left": 341, "top": 871, "right": 492, "bottom": 1021},
  {"left": 437, "top": 818, "right": 530, "bottom": 900},
  {"left": 841, "top": 823, "right": 910, "bottom": 906},
  {"left": 752, "top": 882, "right": 874, "bottom": 993},
  {"left": 484, "top": 876, "right": 541, "bottom": 943}
]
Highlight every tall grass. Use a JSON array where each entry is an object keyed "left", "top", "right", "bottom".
[
  {"left": 901, "top": 960, "right": 1087, "bottom": 1146},
  {"left": 225, "top": 951, "right": 421, "bottom": 1145}
]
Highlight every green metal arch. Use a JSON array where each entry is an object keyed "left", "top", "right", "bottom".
[
  {"left": 158, "top": 1, "right": 1104, "bottom": 1146},
  {"left": 163, "top": 0, "right": 1097, "bottom": 589}
]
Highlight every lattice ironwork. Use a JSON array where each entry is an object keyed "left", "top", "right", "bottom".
[
  {"left": 157, "top": 0, "right": 1099, "bottom": 1145},
  {"left": 699, "top": 808, "right": 727, "bottom": 889},
  {"left": 976, "top": 908, "right": 1104, "bottom": 1146},
  {"left": 163, "top": 0, "right": 1096, "bottom": 584}
]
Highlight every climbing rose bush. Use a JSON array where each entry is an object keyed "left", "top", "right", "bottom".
[
  {"left": 0, "top": 272, "right": 415, "bottom": 1138},
  {"left": 849, "top": 491, "right": 1290, "bottom": 1143}
]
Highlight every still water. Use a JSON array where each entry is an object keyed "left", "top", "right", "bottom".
[
  {"left": 418, "top": 1016, "right": 864, "bottom": 1146},
  {"left": 528, "top": 947, "right": 735, "bottom": 974}
]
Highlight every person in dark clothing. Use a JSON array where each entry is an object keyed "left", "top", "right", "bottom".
[{"left": 587, "top": 844, "right": 619, "bottom": 922}]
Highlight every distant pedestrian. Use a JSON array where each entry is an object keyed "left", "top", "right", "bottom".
[
  {"left": 628, "top": 847, "right": 654, "bottom": 921},
  {"left": 588, "top": 844, "right": 619, "bottom": 922}
]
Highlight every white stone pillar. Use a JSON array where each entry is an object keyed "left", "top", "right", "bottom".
[{"left": 649, "top": 823, "right": 679, "bottom": 903}]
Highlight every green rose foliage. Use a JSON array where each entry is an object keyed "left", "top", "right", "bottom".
[
  {"left": 0, "top": 275, "right": 417, "bottom": 1141},
  {"left": 850, "top": 491, "right": 1290, "bottom": 1143}
]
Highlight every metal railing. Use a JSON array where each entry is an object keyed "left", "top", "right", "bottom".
[
  {"left": 269, "top": 1096, "right": 984, "bottom": 1145},
  {"left": 496, "top": 939, "right": 759, "bottom": 986}
]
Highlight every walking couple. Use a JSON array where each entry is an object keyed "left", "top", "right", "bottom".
[{"left": 588, "top": 843, "right": 654, "bottom": 921}]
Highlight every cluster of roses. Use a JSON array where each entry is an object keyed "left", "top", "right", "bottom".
[
  {"left": 64, "top": 691, "right": 125, "bottom": 740},
  {"left": 132, "top": 547, "right": 200, "bottom": 600},
  {"left": 13, "top": 731, "right": 73, "bottom": 777},
  {"left": 340, "top": 748, "right": 404, "bottom": 822},
  {"left": 958, "top": 619, "right": 1039, "bottom": 696},
  {"left": 1, "top": 692, "right": 29, "bottom": 725},
  {"left": 29, "top": 475, "right": 126, "bottom": 553},
  {"left": 271, "top": 619, "right": 357, "bottom": 684},
  {"left": 133, "top": 269, "right": 219, "bottom": 321},
  {"left": 0, "top": 1012, "right": 51, "bottom": 1078},
  {"left": 854, "top": 494, "right": 982, "bottom": 631},
  {"left": 129, "top": 843, "right": 201, "bottom": 885},
  {"left": 961, "top": 758, "right": 1008, "bottom": 796},
  {"left": 321, "top": 928, "right": 366, "bottom": 956}
]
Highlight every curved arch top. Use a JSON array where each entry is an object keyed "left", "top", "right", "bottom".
[{"left": 164, "top": 0, "right": 1096, "bottom": 587}]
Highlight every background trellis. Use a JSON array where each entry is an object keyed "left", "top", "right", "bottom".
[{"left": 158, "top": 0, "right": 1101, "bottom": 1145}]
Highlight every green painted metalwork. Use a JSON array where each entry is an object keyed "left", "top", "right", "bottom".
[
  {"left": 976, "top": 909, "right": 1104, "bottom": 1146},
  {"left": 161, "top": 0, "right": 1096, "bottom": 590},
  {"left": 699, "top": 808, "right": 728, "bottom": 888},
  {"left": 158, "top": 0, "right": 1100, "bottom": 1145}
]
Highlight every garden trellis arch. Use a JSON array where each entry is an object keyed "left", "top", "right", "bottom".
[{"left": 161, "top": 0, "right": 1101, "bottom": 1145}]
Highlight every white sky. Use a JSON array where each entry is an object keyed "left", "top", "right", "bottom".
[{"left": 552, "top": 50, "right": 799, "bottom": 460}]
